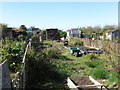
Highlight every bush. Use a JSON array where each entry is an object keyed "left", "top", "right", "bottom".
[
  {"left": 92, "top": 68, "right": 109, "bottom": 79},
  {"left": 2, "top": 38, "right": 26, "bottom": 72}
]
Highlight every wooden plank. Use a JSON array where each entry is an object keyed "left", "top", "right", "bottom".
[
  {"left": 67, "top": 77, "right": 79, "bottom": 90},
  {"left": 76, "top": 84, "right": 103, "bottom": 87},
  {"left": 89, "top": 76, "right": 108, "bottom": 90},
  {"left": 22, "top": 42, "right": 29, "bottom": 63},
  {"left": 67, "top": 77, "right": 109, "bottom": 90}
]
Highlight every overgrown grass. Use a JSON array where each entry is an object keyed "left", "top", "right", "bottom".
[
  {"left": 45, "top": 47, "right": 62, "bottom": 59},
  {"left": 26, "top": 40, "right": 118, "bottom": 89},
  {"left": 108, "top": 71, "right": 120, "bottom": 84},
  {"left": 26, "top": 45, "right": 69, "bottom": 89},
  {"left": 84, "top": 53, "right": 98, "bottom": 60},
  {"left": 91, "top": 68, "right": 110, "bottom": 79},
  {"left": 84, "top": 61, "right": 100, "bottom": 68},
  {"left": 68, "top": 37, "right": 84, "bottom": 46}
]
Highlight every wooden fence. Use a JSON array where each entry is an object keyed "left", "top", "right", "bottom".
[
  {"left": 81, "top": 38, "right": 120, "bottom": 54},
  {"left": 11, "top": 41, "right": 31, "bottom": 90},
  {"left": 11, "top": 41, "right": 52, "bottom": 89}
]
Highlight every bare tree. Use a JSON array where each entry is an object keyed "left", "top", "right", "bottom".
[{"left": 103, "top": 25, "right": 118, "bottom": 31}]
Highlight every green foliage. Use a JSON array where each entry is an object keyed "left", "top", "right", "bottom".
[
  {"left": 81, "top": 26, "right": 96, "bottom": 34},
  {"left": 69, "top": 37, "right": 84, "bottom": 46},
  {"left": 99, "top": 29, "right": 105, "bottom": 33},
  {"left": 31, "top": 35, "right": 40, "bottom": 43},
  {"left": 84, "top": 61, "right": 100, "bottom": 68},
  {"left": 26, "top": 48, "right": 68, "bottom": 89},
  {"left": 108, "top": 71, "right": 120, "bottom": 84},
  {"left": 103, "top": 25, "right": 117, "bottom": 31},
  {"left": 59, "top": 55, "right": 68, "bottom": 60},
  {"left": 74, "top": 41, "right": 84, "bottom": 46},
  {"left": 46, "top": 47, "right": 62, "bottom": 59},
  {"left": 50, "top": 60, "right": 82, "bottom": 77},
  {"left": 80, "top": 25, "right": 117, "bottom": 34},
  {"left": 91, "top": 68, "right": 109, "bottom": 79},
  {"left": 85, "top": 53, "right": 98, "bottom": 61},
  {"left": 93, "top": 35, "right": 100, "bottom": 40},
  {"left": 60, "top": 31, "right": 67, "bottom": 38},
  {"left": 19, "top": 25, "right": 27, "bottom": 31},
  {"left": 1, "top": 38, "right": 26, "bottom": 72}
]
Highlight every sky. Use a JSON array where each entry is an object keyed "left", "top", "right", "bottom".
[{"left": 0, "top": 2, "right": 118, "bottom": 30}]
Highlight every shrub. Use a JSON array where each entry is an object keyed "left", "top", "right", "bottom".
[
  {"left": 92, "top": 68, "right": 109, "bottom": 79},
  {"left": 2, "top": 39, "right": 26, "bottom": 72}
]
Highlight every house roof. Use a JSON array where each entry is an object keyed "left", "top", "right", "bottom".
[
  {"left": 2, "top": 27, "right": 13, "bottom": 32},
  {"left": 67, "top": 28, "right": 79, "bottom": 32},
  {"left": 46, "top": 28, "right": 58, "bottom": 31},
  {"left": 67, "top": 30, "right": 71, "bottom": 32},
  {"left": 106, "top": 30, "right": 112, "bottom": 33},
  {"left": 92, "top": 33, "right": 103, "bottom": 35},
  {"left": 2, "top": 27, "right": 12, "bottom": 29}
]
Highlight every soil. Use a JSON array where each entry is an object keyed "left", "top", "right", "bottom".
[
  {"left": 70, "top": 76, "right": 100, "bottom": 90},
  {"left": 70, "top": 76, "right": 94, "bottom": 85}
]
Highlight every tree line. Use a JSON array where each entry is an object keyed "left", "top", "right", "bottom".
[{"left": 80, "top": 25, "right": 118, "bottom": 34}]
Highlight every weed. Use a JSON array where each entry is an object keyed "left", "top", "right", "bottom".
[{"left": 91, "top": 68, "right": 110, "bottom": 79}]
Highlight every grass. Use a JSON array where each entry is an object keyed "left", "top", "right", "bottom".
[
  {"left": 92, "top": 68, "right": 110, "bottom": 79},
  {"left": 56, "top": 41, "right": 117, "bottom": 82},
  {"left": 68, "top": 37, "right": 84, "bottom": 46},
  {"left": 84, "top": 61, "right": 100, "bottom": 68},
  {"left": 28, "top": 40, "right": 118, "bottom": 89},
  {"left": 108, "top": 71, "right": 120, "bottom": 84}
]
